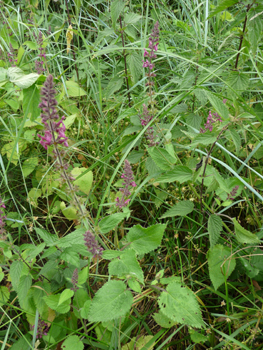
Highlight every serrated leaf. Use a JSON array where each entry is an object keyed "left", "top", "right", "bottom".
[
  {"left": 205, "top": 91, "right": 229, "bottom": 120},
  {"left": 22, "top": 157, "right": 38, "bottom": 178},
  {"left": 127, "top": 51, "right": 142, "bottom": 84},
  {"left": 156, "top": 166, "right": 192, "bottom": 184},
  {"left": 9, "top": 260, "right": 23, "bottom": 291},
  {"left": 17, "top": 275, "right": 32, "bottom": 307},
  {"left": 88, "top": 280, "right": 133, "bottom": 322},
  {"left": 35, "top": 228, "right": 58, "bottom": 246},
  {"left": 111, "top": 0, "right": 126, "bottom": 29},
  {"left": 226, "top": 71, "right": 249, "bottom": 92},
  {"left": 126, "top": 224, "right": 166, "bottom": 255},
  {"left": 60, "top": 202, "right": 78, "bottom": 220},
  {"left": 186, "top": 113, "right": 202, "bottom": 131},
  {"left": 60, "top": 248, "right": 80, "bottom": 267},
  {"left": 247, "top": 9, "right": 262, "bottom": 55},
  {"left": 58, "top": 289, "right": 74, "bottom": 306},
  {"left": 124, "top": 12, "right": 142, "bottom": 25},
  {"left": 0, "top": 286, "right": 10, "bottom": 306},
  {"left": 99, "top": 213, "right": 127, "bottom": 234},
  {"left": 22, "top": 84, "right": 41, "bottom": 121},
  {"left": 209, "top": 0, "right": 239, "bottom": 18},
  {"left": 102, "top": 250, "right": 123, "bottom": 260},
  {"left": 190, "top": 133, "right": 217, "bottom": 148},
  {"left": 104, "top": 76, "right": 123, "bottom": 98},
  {"left": 43, "top": 294, "right": 71, "bottom": 314},
  {"left": 233, "top": 218, "right": 260, "bottom": 244},
  {"left": 122, "top": 335, "right": 154, "bottom": 350},
  {"left": 207, "top": 244, "right": 236, "bottom": 290},
  {"left": 158, "top": 282, "right": 204, "bottom": 328},
  {"left": 27, "top": 187, "right": 42, "bottom": 208},
  {"left": 153, "top": 311, "right": 177, "bottom": 328},
  {"left": 148, "top": 147, "right": 177, "bottom": 171},
  {"left": 189, "top": 329, "right": 208, "bottom": 343},
  {"left": 56, "top": 227, "right": 86, "bottom": 248},
  {"left": 127, "top": 279, "right": 141, "bottom": 293},
  {"left": 226, "top": 128, "right": 241, "bottom": 154},
  {"left": 71, "top": 168, "right": 93, "bottom": 195},
  {"left": 208, "top": 215, "right": 223, "bottom": 247},
  {"left": 65, "top": 81, "right": 87, "bottom": 97},
  {"left": 8, "top": 67, "right": 39, "bottom": 89},
  {"left": 161, "top": 201, "right": 194, "bottom": 219},
  {"left": 109, "top": 249, "right": 144, "bottom": 283},
  {"left": 62, "top": 336, "right": 84, "bottom": 350}
]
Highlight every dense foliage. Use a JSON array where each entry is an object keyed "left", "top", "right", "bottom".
[{"left": 1, "top": 0, "right": 263, "bottom": 349}]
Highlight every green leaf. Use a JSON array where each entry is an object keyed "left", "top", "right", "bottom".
[
  {"left": 104, "top": 76, "right": 123, "bottom": 98},
  {"left": 209, "top": 0, "right": 239, "bottom": 18},
  {"left": 158, "top": 282, "right": 204, "bottom": 328},
  {"left": 10, "top": 260, "right": 23, "bottom": 291},
  {"left": 226, "top": 71, "right": 249, "bottom": 92},
  {"left": 127, "top": 51, "right": 143, "bottom": 84},
  {"left": 122, "top": 335, "right": 155, "bottom": 350},
  {"left": 58, "top": 289, "right": 74, "bottom": 306},
  {"left": 102, "top": 250, "right": 123, "bottom": 260},
  {"left": 56, "top": 227, "right": 86, "bottom": 248},
  {"left": 153, "top": 311, "right": 177, "bottom": 328},
  {"left": 156, "top": 166, "right": 192, "bottom": 184},
  {"left": 28, "top": 188, "right": 42, "bottom": 208},
  {"left": 23, "top": 40, "right": 38, "bottom": 50},
  {"left": 232, "top": 218, "right": 260, "bottom": 244},
  {"left": 88, "top": 280, "right": 133, "bottom": 322},
  {"left": 127, "top": 279, "right": 141, "bottom": 293},
  {"left": 205, "top": 91, "right": 229, "bottom": 120},
  {"left": 161, "top": 201, "right": 194, "bottom": 218},
  {"left": 8, "top": 334, "right": 31, "bottom": 350},
  {"left": 43, "top": 294, "right": 71, "bottom": 314},
  {"left": 190, "top": 133, "right": 217, "bottom": 148},
  {"left": 60, "top": 248, "right": 80, "bottom": 267},
  {"left": 22, "top": 157, "right": 38, "bottom": 178},
  {"left": 111, "top": 0, "right": 126, "bottom": 29},
  {"left": 109, "top": 249, "right": 144, "bottom": 283},
  {"left": 207, "top": 244, "right": 236, "bottom": 290},
  {"left": 80, "top": 300, "right": 91, "bottom": 319},
  {"left": 7, "top": 67, "right": 39, "bottom": 89},
  {"left": 124, "top": 12, "right": 142, "bottom": 25},
  {"left": 0, "top": 286, "right": 10, "bottom": 306},
  {"left": 208, "top": 215, "right": 223, "bottom": 247},
  {"left": 35, "top": 228, "right": 58, "bottom": 246},
  {"left": 65, "top": 81, "right": 87, "bottom": 97},
  {"left": 99, "top": 213, "right": 127, "bottom": 234},
  {"left": 72, "top": 168, "right": 93, "bottom": 195},
  {"left": 247, "top": 9, "right": 262, "bottom": 55},
  {"left": 148, "top": 147, "right": 177, "bottom": 171},
  {"left": 60, "top": 202, "right": 78, "bottom": 220},
  {"left": 22, "top": 84, "right": 41, "bottom": 121},
  {"left": 186, "top": 113, "right": 202, "bottom": 131},
  {"left": 17, "top": 275, "right": 32, "bottom": 307},
  {"left": 127, "top": 224, "right": 166, "bottom": 255},
  {"left": 62, "top": 336, "right": 84, "bottom": 350},
  {"left": 189, "top": 329, "right": 208, "bottom": 344},
  {"left": 226, "top": 128, "right": 241, "bottom": 154}
]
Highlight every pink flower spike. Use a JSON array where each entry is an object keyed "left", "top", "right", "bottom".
[
  {"left": 153, "top": 43, "right": 158, "bottom": 51},
  {"left": 144, "top": 49, "right": 148, "bottom": 57}
]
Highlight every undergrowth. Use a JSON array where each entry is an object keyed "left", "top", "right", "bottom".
[{"left": 1, "top": 0, "right": 263, "bottom": 349}]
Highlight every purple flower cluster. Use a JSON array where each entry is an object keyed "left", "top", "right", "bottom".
[
  {"left": 200, "top": 100, "right": 226, "bottom": 133},
  {"left": 227, "top": 185, "right": 239, "bottom": 200},
  {"left": 33, "top": 319, "right": 49, "bottom": 339},
  {"left": 0, "top": 198, "right": 6, "bottom": 237},
  {"left": 37, "top": 75, "right": 68, "bottom": 150},
  {"left": 34, "top": 31, "right": 46, "bottom": 74},
  {"left": 140, "top": 22, "right": 160, "bottom": 147},
  {"left": 7, "top": 43, "right": 17, "bottom": 67},
  {"left": 70, "top": 268, "right": 79, "bottom": 292},
  {"left": 84, "top": 230, "right": 103, "bottom": 258},
  {"left": 116, "top": 160, "right": 136, "bottom": 209}
]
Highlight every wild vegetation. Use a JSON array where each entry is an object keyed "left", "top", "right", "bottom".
[{"left": 1, "top": 0, "right": 263, "bottom": 349}]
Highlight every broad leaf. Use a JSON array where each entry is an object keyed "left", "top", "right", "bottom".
[
  {"left": 190, "top": 133, "right": 217, "bottom": 148},
  {"left": 208, "top": 215, "right": 223, "bottom": 247},
  {"left": 0, "top": 286, "right": 10, "bottom": 306},
  {"left": 153, "top": 311, "right": 177, "bottom": 328},
  {"left": 207, "top": 244, "right": 236, "bottom": 290},
  {"left": 8, "top": 67, "right": 39, "bottom": 89},
  {"left": 124, "top": 12, "right": 142, "bottom": 25},
  {"left": 43, "top": 294, "right": 71, "bottom": 314},
  {"left": 17, "top": 275, "right": 32, "bottom": 307},
  {"left": 233, "top": 218, "right": 260, "bottom": 244},
  {"left": 158, "top": 282, "right": 204, "bottom": 328},
  {"left": 127, "top": 51, "right": 143, "bottom": 84},
  {"left": 22, "top": 84, "right": 41, "bottom": 121},
  {"left": 161, "top": 201, "right": 194, "bottom": 218},
  {"left": 72, "top": 168, "right": 93, "bottom": 195},
  {"left": 99, "top": 213, "right": 127, "bottom": 233},
  {"left": 209, "top": 0, "right": 239, "bottom": 18},
  {"left": 156, "top": 166, "right": 192, "bottom": 184},
  {"left": 10, "top": 260, "right": 23, "bottom": 291},
  {"left": 62, "top": 336, "right": 84, "bottom": 350},
  {"left": 111, "top": 0, "right": 126, "bottom": 29},
  {"left": 22, "top": 157, "right": 38, "bottom": 178},
  {"left": 65, "top": 80, "right": 87, "bottom": 97},
  {"left": 58, "top": 289, "right": 74, "bottom": 306},
  {"left": 127, "top": 224, "right": 166, "bottom": 255},
  {"left": 35, "top": 228, "right": 58, "bottom": 246},
  {"left": 148, "top": 147, "right": 177, "bottom": 171},
  {"left": 88, "top": 280, "right": 133, "bottom": 322},
  {"left": 108, "top": 249, "right": 144, "bottom": 283},
  {"left": 226, "top": 71, "right": 249, "bottom": 92}
]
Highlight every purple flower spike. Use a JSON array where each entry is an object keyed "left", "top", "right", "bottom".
[
  {"left": 70, "top": 268, "right": 79, "bottom": 292},
  {"left": 37, "top": 75, "right": 68, "bottom": 149},
  {"left": 200, "top": 108, "right": 223, "bottom": 133},
  {"left": 34, "top": 31, "right": 46, "bottom": 74},
  {"left": 116, "top": 160, "right": 136, "bottom": 209},
  {"left": 84, "top": 231, "right": 103, "bottom": 258},
  {"left": 227, "top": 185, "right": 239, "bottom": 200},
  {"left": 33, "top": 319, "right": 49, "bottom": 339}
]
